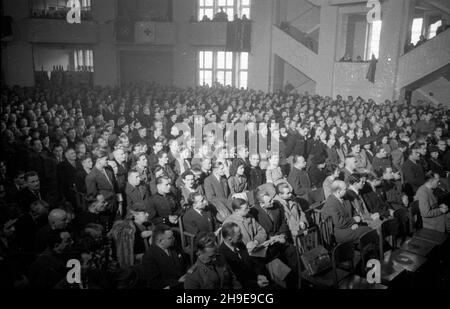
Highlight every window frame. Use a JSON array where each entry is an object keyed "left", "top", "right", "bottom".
[{"left": 197, "top": 0, "right": 251, "bottom": 21}]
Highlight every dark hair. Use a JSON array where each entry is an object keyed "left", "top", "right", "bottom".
[
  {"left": 153, "top": 224, "right": 171, "bottom": 242},
  {"left": 221, "top": 222, "right": 239, "bottom": 239},
  {"left": 156, "top": 176, "right": 170, "bottom": 185},
  {"left": 229, "top": 158, "right": 246, "bottom": 177},
  {"left": 424, "top": 171, "right": 438, "bottom": 182},
  {"left": 181, "top": 170, "right": 194, "bottom": 180},
  {"left": 188, "top": 191, "right": 203, "bottom": 205},
  {"left": 348, "top": 173, "right": 363, "bottom": 185},
  {"left": 195, "top": 232, "right": 217, "bottom": 253},
  {"left": 24, "top": 171, "right": 38, "bottom": 181},
  {"left": 276, "top": 182, "right": 291, "bottom": 194},
  {"left": 231, "top": 198, "right": 247, "bottom": 211},
  {"left": 156, "top": 150, "right": 167, "bottom": 159}
]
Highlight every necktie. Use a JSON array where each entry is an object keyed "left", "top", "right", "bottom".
[
  {"left": 234, "top": 247, "right": 242, "bottom": 260},
  {"left": 103, "top": 169, "right": 112, "bottom": 187}
]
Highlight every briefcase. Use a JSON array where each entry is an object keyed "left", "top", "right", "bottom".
[{"left": 301, "top": 245, "right": 332, "bottom": 276}]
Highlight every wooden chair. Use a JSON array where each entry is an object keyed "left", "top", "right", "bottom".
[
  {"left": 358, "top": 229, "right": 380, "bottom": 276},
  {"left": 171, "top": 218, "right": 196, "bottom": 265},
  {"left": 378, "top": 219, "right": 407, "bottom": 284},
  {"left": 333, "top": 242, "right": 387, "bottom": 289},
  {"left": 319, "top": 216, "right": 336, "bottom": 251}
]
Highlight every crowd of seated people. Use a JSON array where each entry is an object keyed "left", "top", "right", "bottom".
[{"left": 1, "top": 81, "right": 450, "bottom": 289}]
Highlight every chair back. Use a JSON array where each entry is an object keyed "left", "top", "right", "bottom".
[
  {"left": 358, "top": 229, "right": 380, "bottom": 275},
  {"left": 319, "top": 216, "right": 336, "bottom": 251},
  {"left": 408, "top": 200, "right": 422, "bottom": 233},
  {"left": 380, "top": 218, "right": 398, "bottom": 257},
  {"left": 296, "top": 226, "right": 321, "bottom": 254},
  {"left": 172, "top": 217, "right": 195, "bottom": 265},
  {"left": 332, "top": 241, "right": 355, "bottom": 287}
]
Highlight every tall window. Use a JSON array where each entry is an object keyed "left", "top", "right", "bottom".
[
  {"left": 218, "top": 0, "right": 234, "bottom": 19},
  {"left": 198, "top": 0, "right": 250, "bottom": 21},
  {"left": 74, "top": 49, "right": 94, "bottom": 71},
  {"left": 198, "top": 51, "right": 248, "bottom": 88},
  {"left": 366, "top": 20, "right": 382, "bottom": 59},
  {"left": 199, "top": 51, "right": 213, "bottom": 86},
  {"left": 216, "top": 51, "right": 233, "bottom": 85},
  {"left": 240, "top": 0, "right": 250, "bottom": 19},
  {"left": 238, "top": 52, "right": 248, "bottom": 88},
  {"left": 428, "top": 20, "right": 442, "bottom": 39},
  {"left": 410, "top": 18, "right": 423, "bottom": 44},
  {"left": 199, "top": 0, "right": 214, "bottom": 21}
]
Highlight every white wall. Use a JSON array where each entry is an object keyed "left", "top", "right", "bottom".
[{"left": 33, "top": 47, "right": 71, "bottom": 71}]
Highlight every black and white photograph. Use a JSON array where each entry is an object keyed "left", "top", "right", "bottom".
[{"left": 1, "top": 0, "right": 450, "bottom": 296}]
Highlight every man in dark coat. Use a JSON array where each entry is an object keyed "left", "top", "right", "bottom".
[
  {"left": 322, "top": 180, "right": 372, "bottom": 244},
  {"left": 141, "top": 225, "right": 188, "bottom": 289},
  {"left": 401, "top": 147, "right": 425, "bottom": 195},
  {"left": 181, "top": 192, "right": 215, "bottom": 236},
  {"left": 148, "top": 176, "right": 181, "bottom": 226}
]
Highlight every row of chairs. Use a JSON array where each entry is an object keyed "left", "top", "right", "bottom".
[{"left": 299, "top": 200, "right": 449, "bottom": 288}]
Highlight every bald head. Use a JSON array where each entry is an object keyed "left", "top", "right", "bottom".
[
  {"left": 331, "top": 180, "right": 347, "bottom": 198},
  {"left": 48, "top": 209, "right": 68, "bottom": 230}
]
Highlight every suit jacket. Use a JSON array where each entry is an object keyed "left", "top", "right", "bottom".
[
  {"left": 115, "top": 160, "right": 129, "bottom": 193},
  {"left": 287, "top": 167, "right": 311, "bottom": 200},
  {"left": 401, "top": 159, "right": 425, "bottom": 193},
  {"left": 414, "top": 184, "right": 447, "bottom": 232},
  {"left": 184, "top": 255, "right": 241, "bottom": 289},
  {"left": 182, "top": 208, "right": 215, "bottom": 235},
  {"left": 360, "top": 184, "right": 391, "bottom": 219},
  {"left": 322, "top": 194, "right": 361, "bottom": 243},
  {"left": 218, "top": 242, "right": 266, "bottom": 289},
  {"left": 75, "top": 168, "right": 88, "bottom": 193},
  {"left": 85, "top": 167, "right": 118, "bottom": 200},
  {"left": 57, "top": 160, "right": 77, "bottom": 201},
  {"left": 249, "top": 204, "right": 289, "bottom": 237},
  {"left": 142, "top": 244, "right": 187, "bottom": 289},
  {"left": 148, "top": 192, "right": 181, "bottom": 225},
  {"left": 204, "top": 174, "right": 230, "bottom": 202},
  {"left": 247, "top": 166, "right": 265, "bottom": 191},
  {"left": 125, "top": 182, "right": 152, "bottom": 214}
]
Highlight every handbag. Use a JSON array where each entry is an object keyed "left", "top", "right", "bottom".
[{"left": 301, "top": 245, "right": 332, "bottom": 276}]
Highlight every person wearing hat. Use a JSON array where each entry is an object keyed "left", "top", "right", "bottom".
[
  {"left": 372, "top": 146, "right": 392, "bottom": 173},
  {"left": 108, "top": 202, "right": 152, "bottom": 268},
  {"left": 250, "top": 183, "right": 299, "bottom": 289}
]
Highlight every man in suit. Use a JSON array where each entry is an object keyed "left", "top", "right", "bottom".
[
  {"left": 204, "top": 161, "right": 232, "bottom": 222},
  {"left": 287, "top": 155, "right": 311, "bottom": 202},
  {"left": 142, "top": 225, "right": 188, "bottom": 289},
  {"left": 112, "top": 147, "right": 129, "bottom": 196},
  {"left": 85, "top": 149, "right": 121, "bottom": 226},
  {"left": 57, "top": 147, "right": 77, "bottom": 206},
  {"left": 414, "top": 172, "right": 450, "bottom": 233},
  {"left": 148, "top": 176, "right": 181, "bottom": 227},
  {"left": 182, "top": 192, "right": 215, "bottom": 236},
  {"left": 322, "top": 180, "right": 372, "bottom": 243},
  {"left": 251, "top": 184, "right": 299, "bottom": 288},
  {"left": 18, "top": 171, "right": 44, "bottom": 213},
  {"left": 218, "top": 222, "right": 270, "bottom": 289},
  {"left": 402, "top": 146, "right": 425, "bottom": 195},
  {"left": 184, "top": 232, "right": 241, "bottom": 289},
  {"left": 125, "top": 169, "right": 153, "bottom": 218},
  {"left": 247, "top": 153, "right": 265, "bottom": 191},
  {"left": 344, "top": 173, "right": 382, "bottom": 230}
]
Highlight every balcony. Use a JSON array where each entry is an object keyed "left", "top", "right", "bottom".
[
  {"left": 188, "top": 22, "right": 227, "bottom": 46},
  {"left": 25, "top": 18, "right": 99, "bottom": 44},
  {"left": 397, "top": 29, "right": 450, "bottom": 89}
]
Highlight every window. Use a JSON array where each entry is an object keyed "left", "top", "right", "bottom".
[
  {"left": 199, "top": 51, "right": 213, "bottom": 86},
  {"left": 428, "top": 20, "right": 442, "bottom": 39},
  {"left": 240, "top": 0, "right": 250, "bottom": 19},
  {"left": 366, "top": 20, "right": 382, "bottom": 59},
  {"left": 198, "top": 51, "right": 248, "bottom": 88},
  {"left": 74, "top": 49, "right": 94, "bottom": 71},
  {"left": 199, "top": 0, "right": 214, "bottom": 21},
  {"left": 238, "top": 52, "right": 248, "bottom": 88},
  {"left": 410, "top": 18, "right": 423, "bottom": 44},
  {"left": 198, "top": 0, "right": 250, "bottom": 21}
]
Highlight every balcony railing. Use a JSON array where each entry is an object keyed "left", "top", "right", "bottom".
[{"left": 30, "top": 6, "right": 92, "bottom": 20}]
